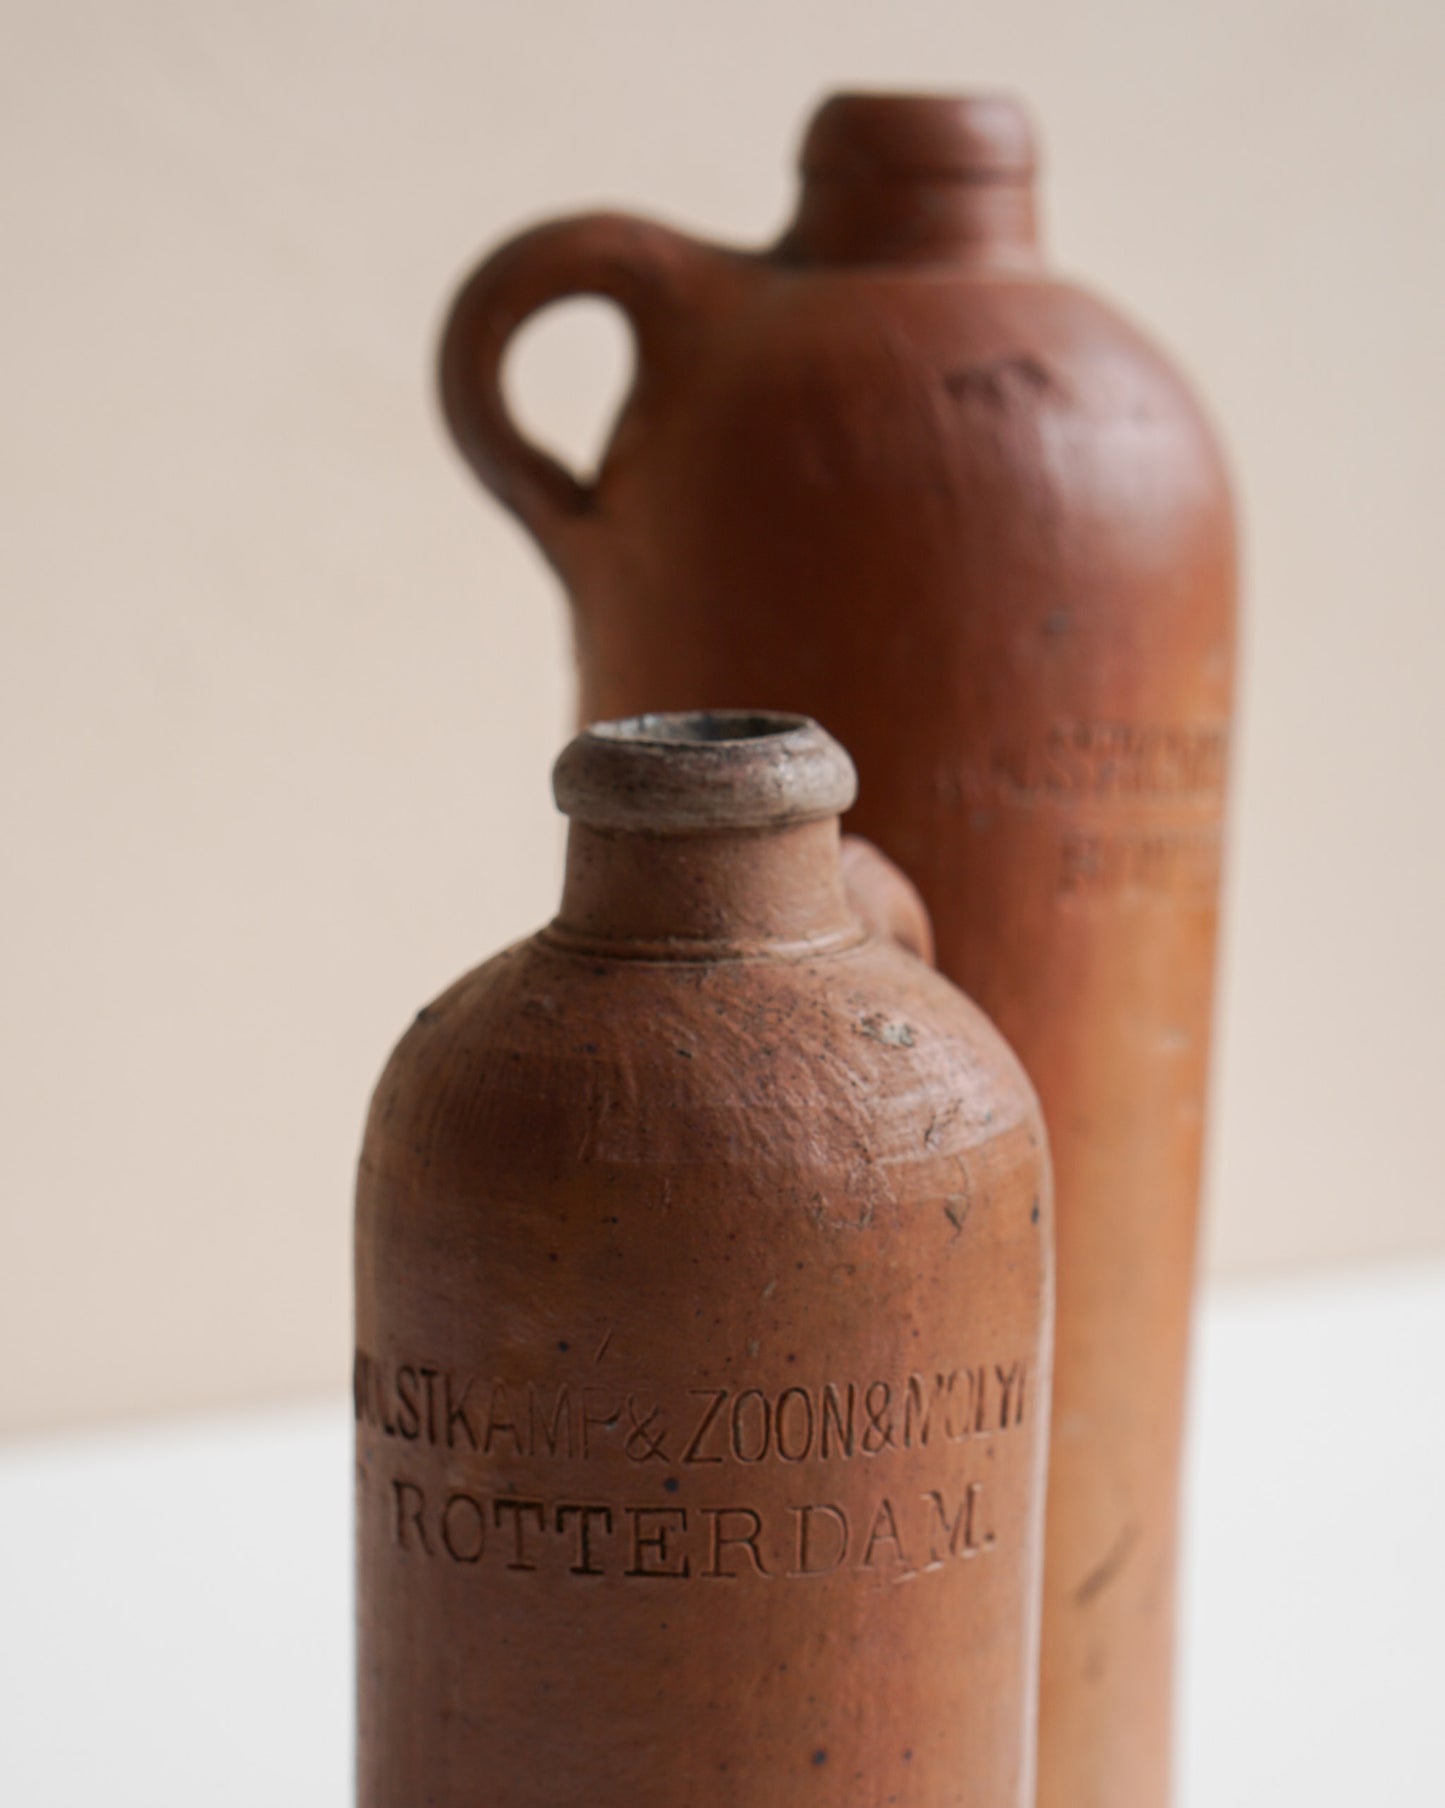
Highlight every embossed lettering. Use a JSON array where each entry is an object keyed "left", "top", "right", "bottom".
[
  {"left": 994, "top": 1362, "right": 1025, "bottom": 1430},
  {"left": 392, "top": 1478, "right": 431, "bottom": 1554},
  {"left": 395, "top": 1366, "right": 423, "bottom": 1441},
  {"left": 580, "top": 1389, "right": 620, "bottom": 1458},
  {"left": 682, "top": 1389, "right": 728, "bottom": 1465},
  {"left": 625, "top": 1507, "right": 690, "bottom": 1578},
  {"left": 356, "top": 1350, "right": 1031, "bottom": 1466},
  {"left": 942, "top": 1369, "right": 971, "bottom": 1441},
  {"left": 445, "top": 1373, "right": 478, "bottom": 1451},
  {"left": 624, "top": 1395, "right": 669, "bottom": 1463},
  {"left": 924, "top": 1484, "right": 991, "bottom": 1562},
  {"left": 820, "top": 1383, "right": 856, "bottom": 1459},
  {"left": 376, "top": 1476, "right": 1006, "bottom": 1582},
  {"left": 483, "top": 1382, "right": 524, "bottom": 1457},
  {"left": 862, "top": 1382, "right": 895, "bottom": 1454},
  {"left": 493, "top": 1499, "right": 546, "bottom": 1570},
  {"left": 441, "top": 1492, "right": 486, "bottom": 1563},
  {"left": 788, "top": 1503, "right": 849, "bottom": 1577},
  {"left": 528, "top": 1384, "right": 573, "bottom": 1459},
  {"left": 860, "top": 1497, "right": 910, "bottom": 1572},
  {"left": 701, "top": 1507, "right": 769, "bottom": 1579},
  {"left": 775, "top": 1388, "right": 814, "bottom": 1463},
  {"left": 555, "top": 1503, "right": 613, "bottom": 1575},
  {"left": 983, "top": 721, "right": 1229, "bottom": 804},
  {"left": 377, "top": 1363, "right": 397, "bottom": 1436},
  {"left": 419, "top": 1367, "right": 440, "bottom": 1444},
  {"left": 730, "top": 1390, "right": 771, "bottom": 1464},
  {"left": 903, "top": 1373, "right": 938, "bottom": 1449},
  {"left": 1058, "top": 827, "right": 1221, "bottom": 898}
]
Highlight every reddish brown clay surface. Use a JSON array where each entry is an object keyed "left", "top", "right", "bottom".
[
  {"left": 355, "top": 712, "right": 1054, "bottom": 1807},
  {"left": 440, "top": 91, "right": 1237, "bottom": 1808}
]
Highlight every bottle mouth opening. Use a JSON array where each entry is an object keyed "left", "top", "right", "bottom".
[
  {"left": 554, "top": 710, "right": 858, "bottom": 833},
  {"left": 590, "top": 709, "right": 814, "bottom": 747}
]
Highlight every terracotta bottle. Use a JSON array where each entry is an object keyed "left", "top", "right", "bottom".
[
  {"left": 355, "top": 711, "right": 1053, "bottom": 1807},
  {"left": 439, "top": 91, "right": 1236, "bottom": 1807}
]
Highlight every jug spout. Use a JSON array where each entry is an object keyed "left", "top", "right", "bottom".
[{"left": 779, "top": 91, "right": 1043, "bottom": 268}]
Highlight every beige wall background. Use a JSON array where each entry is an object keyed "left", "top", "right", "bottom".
[{"left": 4, "top": 0, "right": 1443, "bottom": 1437}]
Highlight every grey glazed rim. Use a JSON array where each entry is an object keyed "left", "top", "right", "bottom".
[{"left": 552, "top": 710, "right": 858, "bottom": 832}]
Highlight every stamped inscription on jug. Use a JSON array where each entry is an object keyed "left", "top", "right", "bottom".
[
  {"left": 354, "top": 1350, "right": 1029, "bottom": 1462},
  {"left": 938, "top": 718, "right": 1229, "bottom": 899},
  {"left": 357, "top": 1348, "right": 1030, "bottom": 1585},
  {"left": 981, "top": 720, "right": 1228, "bottom": 804},
  {"left": 378, "top": 1478, "right": 998, "bottom": 1581}
]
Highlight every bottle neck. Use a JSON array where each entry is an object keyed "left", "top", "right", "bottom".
[
  {"left": 778, "top": 90, "right": 1043, "bottom": 270},
  {"left": 549, "top": 818, "right": 862, "bottom": 959},
  {"left": 779, "top": 174, "right": 1040, "bottom": 268}
]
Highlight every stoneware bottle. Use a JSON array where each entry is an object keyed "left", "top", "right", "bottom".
[
  {"left": 355, "top": 710, "right": 1053, "bottom": 1808},
  {"left": 439, "top": 92, "right": 1236, "bottom": 1807}
]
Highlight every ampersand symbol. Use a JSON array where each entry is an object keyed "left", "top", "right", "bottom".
[
  {"left": 863, "top": 1381, "right": 895, "bottom": 1454},
  {"left": 624, "top": 1394, "right": 670, "bottom": 1463}
]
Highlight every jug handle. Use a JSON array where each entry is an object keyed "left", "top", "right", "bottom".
[
  {"left": 438, "top": 212, "right": 721, "bottom": 570},
  {"left": 840, "top": 836, "right": 936, "bottom": 967}
]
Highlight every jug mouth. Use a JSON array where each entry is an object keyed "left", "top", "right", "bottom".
[
  {"left": 590, "top": 708, "right": 810, "bottom": 746},
  {"left": 554, "top": 710, "right": 858, "bottom": 832}
]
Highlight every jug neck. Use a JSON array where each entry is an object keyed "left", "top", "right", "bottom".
[
  {"left": 778, "top": 91, "right": 1042, "bottom": 270},
  {"left": 548, "top": 712, "right": 863, "bottom": 959}
]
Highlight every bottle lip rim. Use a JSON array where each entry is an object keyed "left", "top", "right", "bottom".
[
  {"left": 799, "top": 90, "right": 1038, "bottom": 184},
  {"left": 553, "top": 710, "right": 859, "bottom": 832},
  {"left": 587, "top": 708, "right": 814, "bottom": 748}
]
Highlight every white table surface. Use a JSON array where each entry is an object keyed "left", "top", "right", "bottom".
[{"left": 3, "top": 1260, "right": 1442, "bottom": 1806}]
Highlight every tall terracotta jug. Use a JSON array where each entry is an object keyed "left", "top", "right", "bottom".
[
  {"left": 439, "top": 91, "right": 1237, "bottom": 1807},
  {"left": 355, "top": 711, "right": 1054, "bottom": 1807}
]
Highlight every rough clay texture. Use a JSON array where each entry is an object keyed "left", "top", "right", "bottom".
[
  {"left": 356, "top": 745, "right": 1054, "bottom": 1808},
  {"left": 440, "top": 89, "right": 1236, "bottom": 1808}
]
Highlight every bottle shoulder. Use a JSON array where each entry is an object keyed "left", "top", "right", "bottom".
[
  {"left": 726, "top": 254, "right": 1204, "bottom": 385},
  {"left": 360, "top": 928, "right": 1046, "bottom": 1205},
  {"left": 615, "top": 256, "right": 1233, "bottom": 533}
]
